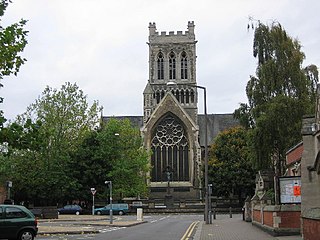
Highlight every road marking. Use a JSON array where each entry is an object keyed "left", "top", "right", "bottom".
[
  {"left": 180, "top": 221, "right": 199, "bottom": 240},
  {"left": 99, "top": 227, "right": 126, "bottom": 233}
]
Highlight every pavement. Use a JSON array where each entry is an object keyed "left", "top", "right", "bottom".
[
  {"left": 193, "top": 214, "right": 303, "bottom": 240},
  {"left": 38, "top": 214, "right": 303, "bottom": 240},
  {"left": 37, "top": 215, "right": 146, "bottom": 235}
]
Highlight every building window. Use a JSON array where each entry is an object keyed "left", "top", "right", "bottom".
[
  {"left": 190, "top": 90, "right": 195, "bottom": 103},
  {"left": 181, "top": 51, "right": 188, "bottom": 79},
  {"left": 186, "top": 90, "right": 190, "bottom": 104},
  {"left": 156, "top": 91, "right": 161, "bottom": 104},
  {"left": 157, "top": 52, "right": 164, "bottom": 80},
  {"left": 169, "top": 51, "right": 176, "bottom": 80},
  {"left": 180, "top": 90, "right": 185, "bottom": 103},
  {"left": 151, "top": 114, "right": 189, "bottom": 182}
]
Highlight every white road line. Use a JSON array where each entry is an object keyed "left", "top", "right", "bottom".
[{"left": 99, "top": 227, "right": 126, "bottom": 233}]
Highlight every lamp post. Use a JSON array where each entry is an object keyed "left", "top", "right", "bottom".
[
  {"left": 167, "top": 81, "right": 209, "bottom": 224},
  {"left": 105, "top": 181, "right": 113, "bottom": 224}
]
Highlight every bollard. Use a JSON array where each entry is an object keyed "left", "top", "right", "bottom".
[
  {"left": 242, "top": 208, "right": 245, "bottom": 221},
  {"left": 229, "top": 207, "right": 232, "bottom": 218},
  {"left": 213, "top": 208, "right": 216, "bottom": 219},
  {"left": 137, "top": 208, "right": 143, "bottom": 221},
  {"left": 208, "top": 210, "right": 212, "bottom": 224}
]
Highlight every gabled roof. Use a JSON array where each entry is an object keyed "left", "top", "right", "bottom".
[{"left": 142, "top": 92, "right": 198, "bottom": 133}]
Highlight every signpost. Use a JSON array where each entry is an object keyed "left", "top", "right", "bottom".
[{"left": 91, "top": 188, "right": 96, "bottom": 215}]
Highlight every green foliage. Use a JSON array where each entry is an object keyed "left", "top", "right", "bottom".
[
  {"left": 69, "top": 131, "right": 111, "bottom": 202},
  {"left": 97, "top": 118, "right": 150, "bottom": 199},
  {"left": 20, "top": 82, "right": 101, "bottom": 152},
  {"left": 0, "top": 0, "right": 28, "bottom": 80},
  {"left": 0, "top": 0, "right": 28, "bottom": 128},
  {"left": 0, "top": 82, "right": 101, "bottom": 204},
  {"left": 234, "top": 21, "right": 319, "bottom": 172},
  {"left": 208, "top": 127, "right": 256, "bottom": 199}
]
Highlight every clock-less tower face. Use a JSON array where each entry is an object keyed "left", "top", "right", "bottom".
[{"left": 142, "top": 22, "right": 202, "bottom": 199}]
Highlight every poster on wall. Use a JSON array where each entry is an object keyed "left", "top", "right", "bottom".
[{"left": 279, "top": 176, "right": 301, "bottom": 204}]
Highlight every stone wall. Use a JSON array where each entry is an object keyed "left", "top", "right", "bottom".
[{"left": 301, "top": 115, "right": 320, "bottom": 239}]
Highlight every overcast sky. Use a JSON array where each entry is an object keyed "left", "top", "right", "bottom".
[{"left": 1, "top": 0, "right": 320, "bottom": 121}]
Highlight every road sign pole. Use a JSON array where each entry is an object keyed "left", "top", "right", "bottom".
[{"left": 90, "top": 188, "right": 96, "bottom": 215}]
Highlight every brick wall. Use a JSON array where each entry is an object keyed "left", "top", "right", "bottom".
[
  {"left": 253, "top": 209, "right": 261, "bottom": 222},
  {"left": 252, "top": 204, "right": 301, "bottom": 235},
  {"left": 263, "top": 211, "right": 273, "bottom": 227},
  {"left": 302, "top": 218, "right": 320, "bottom": 240},
  {"left": 286, "top": 143, "right": 303, "bottom": 165},
  {"left": 278, "top": 211, "right": 301, "bottom": 228}
]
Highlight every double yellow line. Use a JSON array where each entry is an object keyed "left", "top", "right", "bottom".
[{"left": 181, "top": 221, "right": 200, "bottom": 240}]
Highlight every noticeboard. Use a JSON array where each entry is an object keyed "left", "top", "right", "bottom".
[{"left": 279, "top": 176, "right": 301, "bottom": 204}]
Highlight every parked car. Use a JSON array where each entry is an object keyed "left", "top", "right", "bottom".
[
  {"left": 94, "top": 203, "right": 129, "bottom": 215},
  {"left": 58, "top": 204, "right": 83, "bottom": 215},
  {"left": 0, "top": 204, "right": 38, "bottom": 240}
]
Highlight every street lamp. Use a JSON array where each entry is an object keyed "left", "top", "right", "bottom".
[
  {"left": 167, "top": 81, "right": 209, "bottom": 224},
  {"left": 105, "top": 181, "right": 113, "bottom": 224}
]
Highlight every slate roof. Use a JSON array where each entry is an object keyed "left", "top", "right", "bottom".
[
  {"left": 198, "top": 113, "right": 240, "bottom": 146},
  {"left": 102, "top": 113, "right": 239, "bottom": 147}
]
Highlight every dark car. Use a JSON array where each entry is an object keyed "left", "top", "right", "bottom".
[
  {"left": 0, "top": 204, "right": 38, "bottom": 240},
  {"left": 58, "top": 204, "right": 83, "bottom": 215}
]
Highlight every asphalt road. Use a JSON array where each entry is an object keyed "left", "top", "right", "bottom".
[{"left": 37, "top": 214, "right": 203, "bottom": 240}]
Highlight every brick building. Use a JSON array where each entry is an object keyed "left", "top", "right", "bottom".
[{"left": 286, "top": 142, "right": 303, "bottom": 176}]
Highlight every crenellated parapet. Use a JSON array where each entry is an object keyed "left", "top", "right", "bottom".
[{"left": 148, "top": 21, "right": 196, "bottom": 43}]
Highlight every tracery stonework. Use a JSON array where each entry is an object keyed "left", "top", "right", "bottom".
[{"left": 151, "top": 115, "right": 189, "bottom": 182}]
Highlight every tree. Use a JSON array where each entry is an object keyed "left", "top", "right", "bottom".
[
  {"left": 0, "top": 119, "right": 45, "bottom": 203},
  {"left": 2, "top": 82, "right": 101, "bottom": 204},
  {"left": 68, "top": 131, "right": 111, "bottom": 203},
  {"left": 208, "top": 127, "right": 255, "bottom": 200},
  {"left": 0, "top": 0, "right": 28, "bottom": 125},
  {"left": 95, "top": 118, "right": 150, "bottom": 199},
  {"left": 234, "top": 21, "right": 318, "bottom": 172}
]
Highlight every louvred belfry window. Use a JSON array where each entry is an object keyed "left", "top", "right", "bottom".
[{"left": 151, "top": 114, "right": 189, "bottom": 182}]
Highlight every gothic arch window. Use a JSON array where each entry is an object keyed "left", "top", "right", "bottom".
[
  {"left": 175, "top": 89, "right": 180, "bottom": 102},
  {"left": 161, "top": 90, "right": 165, "bottom": 100},
  {"left": 151, "top": 114, "right": 189, "bottom": 182},
  {"left": 190, "top": 90, "right": 195, "bottom": 103},
  {"left": 180, "top": 90, "right": 185, "bottom": 104},
  {"left": 181, "top": 51, "right": 188, "bottom": 79},
  {"left": 156, "top": 91, "right": 161, "bottom": 104},
  {"left": 169, "top": 51, "right": 176, "bottom": 80},
  {"left": 157, "top": 52, "right": 164, "bottom": 80},
  {"left": 186, "top": 90, "right": 190, "bottom": 104}
]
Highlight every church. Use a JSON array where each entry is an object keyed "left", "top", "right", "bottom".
[{"left": 103, "top": 22, "right": 238, "bottom": 200}]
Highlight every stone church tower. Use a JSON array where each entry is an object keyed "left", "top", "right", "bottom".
[{"left": 142, "top": 21, "right": 202, "bottom": 199}]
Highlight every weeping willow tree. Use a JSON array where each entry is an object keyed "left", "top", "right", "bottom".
[{"left": 234, "top": 21, "right": 318, "bottom": 174}]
